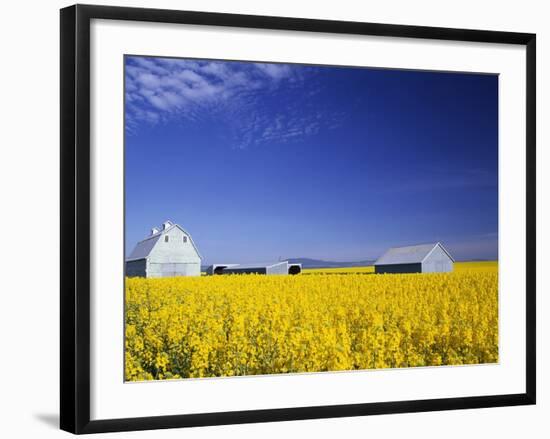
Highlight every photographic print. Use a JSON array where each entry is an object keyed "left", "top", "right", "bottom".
[{"left": 124, "top": 55, "right": 498, "bottom": 381}]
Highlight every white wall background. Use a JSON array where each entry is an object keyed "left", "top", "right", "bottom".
[{"left": 0, "top": 0, "right": 546, "bottom": 437}]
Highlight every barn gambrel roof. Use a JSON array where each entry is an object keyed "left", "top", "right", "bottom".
[
  {"left": 374, "top": 242, "right": 454, "bottom": 266},
  {"left": 126, "top": 222, "right": 202, "bottom": 261},
  {"left": 127, "top": 233, "right": 161, "bottom": 261}
]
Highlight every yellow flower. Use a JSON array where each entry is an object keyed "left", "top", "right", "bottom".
[{"left": 125, "top": 262, "right": 498, "bottom": 380}]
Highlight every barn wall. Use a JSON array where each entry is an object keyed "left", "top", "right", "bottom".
[
  {"left": 148, "top": 226, "right": 201, "bottom": 264},
  {"left": 375, "top": 263, "right": 422, "bottom": 274},
  {"left": 125, "top": 259, "right": 147, "bottom": 277},
  {"left": 422, "top": 245, "right": 453, "bottom": 273},
  {"left": 267, "top": 263, "right": 289, "bottom": 275},
  {"left": 147, "top": 262, "right": 201, "bottom": 278}
]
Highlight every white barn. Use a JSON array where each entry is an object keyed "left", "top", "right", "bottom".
[
  {"left": 126, "top": 221, "right": 202, "bottom": 278},
  {"left": 374, "top": 242, "right": 454, "bottom": 274}
]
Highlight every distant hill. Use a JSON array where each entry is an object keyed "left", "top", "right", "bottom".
[{"left": 285, "top": 258, "right": 376, "bottom": 269}]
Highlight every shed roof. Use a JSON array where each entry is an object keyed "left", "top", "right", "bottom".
[
  {"left": 374, "top": 242, "right": 454, "bottom": 265},
  {"left": 220, "top": 261, "right": 288, "bottom": 270},
  {"left": 126, "top": 222, "right": 202, "bottom": 261}
]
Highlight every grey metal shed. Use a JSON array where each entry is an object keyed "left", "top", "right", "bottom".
[
  {"left": 205, "top": 264, "right": 239, "bottom": 275},
  {"left": 125, "top": 220, "right": 202, "bottom": 278},
  {"left": 207, "top": 261, "right": 302, "bottom": 275},
  {"left": 374, "top": 242, "right": 454, "bottom": 274}
]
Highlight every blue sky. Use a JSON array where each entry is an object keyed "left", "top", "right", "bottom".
[{"left": 125, "top": 56, "right": 498, "bottom": 263}]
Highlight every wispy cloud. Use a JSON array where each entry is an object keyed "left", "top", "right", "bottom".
[
  {"left": 125, "top": 56, "right": 345, "bottom": 147},
  {"left": 253, "top": 63, "right": 293, "bottom": 81}
]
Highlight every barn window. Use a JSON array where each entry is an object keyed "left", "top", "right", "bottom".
[
  {"left": 164, "top": 236, "right": 169, "bottom": 243},
  {"left": 183, "top": 236, "right": 188, "bottom": 243}
]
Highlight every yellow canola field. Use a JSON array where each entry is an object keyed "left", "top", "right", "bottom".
[{"left": 125, "top": 262, "right": 498, "bottom": 381}]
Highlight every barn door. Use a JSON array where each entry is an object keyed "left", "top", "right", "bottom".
[
  {"left": 175, "top": 263, "right": 187, "bottom": 276},
  {"left": 161, "top": 263, "right": 177, "bottom": 277}
]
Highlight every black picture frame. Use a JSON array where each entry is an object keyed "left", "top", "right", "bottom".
[{"left": 60, "top": 4, "right": 536, "bottom": 434}]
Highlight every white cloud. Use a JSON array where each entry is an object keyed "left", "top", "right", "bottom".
[
  {"left": 125, "top": 56, "right": 346, "bottom": 148},
  {"left": 126, "top": 58, "right": 271, "bottom": 126},
  {"left": 253, "top": 63, "right": 292, "bottom": 80}
]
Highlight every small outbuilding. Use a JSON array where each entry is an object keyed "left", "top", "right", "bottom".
[
  {"left": 205, "top": 264, "right": 240, "bottom": 275},
  {"left": 126, "top": 220, "right": 202, "bottom": 278},
  {"left": 207, "top": 261, "right": 302, "bottom": 275},
  {"left": 374, "top": 242, "right": 454, "bottom": 274}
]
